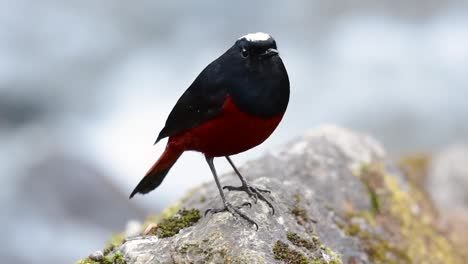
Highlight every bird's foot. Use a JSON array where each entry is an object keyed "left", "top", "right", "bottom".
[
  {"left": 205, "top": 202, "right": 258, "bottom": 230},
  {"left": 223, "top": 184, "right": 275, "bottom": 215}
]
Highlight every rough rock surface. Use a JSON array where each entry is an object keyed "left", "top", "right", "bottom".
[{"left": 79, "top": 126, "right": 464, "bottom": 264}]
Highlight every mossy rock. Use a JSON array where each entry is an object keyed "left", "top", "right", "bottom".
[
  {"left": 76, "top": 127, "right": 465, "bottom": 264},
  {"left": 273, "top": 232, "right": 342, "bottom": 264},
  {"left": 76, "top": 252, "right": 126, "bottom": 264},
  {"left": 342, "top": 162, "right": 463, "bottom": 264},
  {"left": 147, "top": 208, "right": 201, "bottom": 238}
]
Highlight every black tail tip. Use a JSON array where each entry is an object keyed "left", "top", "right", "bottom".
[
  {"left": 129, "top": 168, "right": 171, "bottom": 199},
  {"left": 129, "top": 189, "right": 139, "bottom": 199}
]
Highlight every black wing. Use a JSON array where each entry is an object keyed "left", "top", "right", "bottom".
[{"left": 154, "top": 70, "right": 228, "bottom": 144}]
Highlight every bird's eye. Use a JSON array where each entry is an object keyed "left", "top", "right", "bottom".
[{"left": 241, "top": 48, "right": 249, "bottom": 58}]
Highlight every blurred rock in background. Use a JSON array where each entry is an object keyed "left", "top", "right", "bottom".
[
  {"left": 428, "top": 145, "right": 468, "bottom": 260},
  {"left": 429, "top": 145, "right": 468, "bottom": 212},
  {"left": 1, "top": 0, "right": 468, "bottom": 263},
  {"left": 3, "top": 151, "right": 148, "bottom": 264}
]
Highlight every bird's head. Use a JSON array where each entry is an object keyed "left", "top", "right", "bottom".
[
  {"left": 234, "top": 32, "right": 279, "bottom": 60},
  {"left": 202, "top": 32, "right": 289, "bottom": 117},
  {"left": 213, "top": 32, "right": 285, "bottom": 78},
  {"left": 211, "top": 32, "right": 287, "bottom": 90}
]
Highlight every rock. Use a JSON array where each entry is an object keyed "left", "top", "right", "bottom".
[
  {"left": 427, "top": 144, "right": 468, "bottom": 261},
  {"left": 89, "top": 251, "right": 104, "bottom": 261},
  {"left": 428, "top": 144, "right": 468, "bottom": 211},
  {"left": 79, "top": 126, "right": 464, "bottom": 264}
]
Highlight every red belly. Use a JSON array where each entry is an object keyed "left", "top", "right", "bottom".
[{"left": 169, "top": 96, "right": 284, "bottom": 157}]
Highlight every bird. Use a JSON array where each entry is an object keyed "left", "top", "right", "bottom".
[{"left": 130, "top": 32, "right": 290, "bottom": 228}]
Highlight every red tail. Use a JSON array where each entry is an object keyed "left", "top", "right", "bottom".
[{"left": 129, "top": 146, "right": 183, "bottom": 198}]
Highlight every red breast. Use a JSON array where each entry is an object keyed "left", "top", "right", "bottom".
[{"left": 168, "top": 95, "right": 284, "bottom": 157}]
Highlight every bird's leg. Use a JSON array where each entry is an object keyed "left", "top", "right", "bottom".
[
  {"left": 222, "top": 156, "right": 275, "bottom": 215},
  {"left": 204, "top": 156, "right": 258, "bottom": 229}
]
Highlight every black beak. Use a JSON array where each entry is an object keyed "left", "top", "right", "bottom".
[{"left": 261, "top": 48, "right": 279, "bottom": 58}]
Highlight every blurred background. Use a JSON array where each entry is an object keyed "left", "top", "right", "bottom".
[{"left": 1, "top": 0, "right": 468, "bottom": 263}]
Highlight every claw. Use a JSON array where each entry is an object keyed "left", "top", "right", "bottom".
[
  {"left": 204, "top": 208, "right": 211, "bottom": 216},
  {"left": 241, "top": 202, "right": 252, "bottom": 208},
  {"left": 205, "top": 202, "right": 258, "bottom": 230},
  {"left": 224, "top": 185, "right": 258, "bottom": 203},
  {"left": 222, "top": 184, "right": 275, "bottom": 215},
  {"left": 256, "top": 188, "right": 271, "bottom": 194}
]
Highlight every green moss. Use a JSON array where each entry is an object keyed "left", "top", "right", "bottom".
[
  {"left": 367, "top": 183, "right": 380, "bottom": 215},
  {"left": 144, "top": 203, "right": 182, "bottom": 225},
  {"left": 311, "top": 260, "right": 325, "bottom": 264},
  {"left": 178, "top": 243, "right": 212, "bottom": 256},
  {"left": 103, "top": 233, "right": 125, "bottom": 255},
  {"left": 342, "top": 223, "right": 410, "bottom": 264},
  {"left": 176, "top": 232, "right": 242, "bottom": 262},
  {"left": 293, "top": 194, "right": 301, "bottom": 203},
  {"left": 344, "top": 211, "right": 376, "bottom": 226},
  {"left": 149, "top": 209, "right": 201, "bottom": 238},
  {"left": 355, "top": 164, "right": 382, "bottom": 215},
  {"left": 289, "top": 194, "right": 323, "bottom": 262},
  {"left": 77, "top": 193, "right": 204, "bottom": 264},
  {"left": 384, "top": 174, "right": 459, "bottom": 263},
  {"left": 323, "top": 247, "right": 342, "bottom": 264},
  {"left": 344, "top": 162, "right": 464, "bottom": 264},
  {"left": 315, "top": 244, "right": 342, "bottom": 264},
  {"left": 363, "top": 235, "right": 410, "bottom": 264},
  {"left": 287, "top": 232, "right": 316, "bottom": 250},
  {"left": 280, "top": 233, "right": 342, "bottom": 264},
  {"left": 311, "top": 251, "right": 342, "bottom": 264},
  {"left": 199, "top": 196, "right": 207, "bottom": 203},
  {"left": 75, "top": 258, "right": 99, "bottom": 264},
  {"left": 292, "top": 205, "right": 308, "bottom": 222},
  {"left": 144, "top": 186, "right": 203, "bottom": 226},
  {"left": 75, "top": 252, "right": 126, "bottom": 264},
  {"left": 110, "top": 252, "right": 126, "bottom": 264},
  {"left": 273, "top": 241, "right": 310, "bottom": 264},
  {"left": 103, "top": 252, "right": 126, "bottom": 264},
  {"left": 344, "top": 223, "right": 361, "bottom": 236},
  {"left": 399, "top": 154, "right": 431, "bottom": 187},
  {"left": 311, "top": 236, "right": 320, "bottom": 245},
  {"left": 291, "top": 193, "right": 317, "bottom": 230}
]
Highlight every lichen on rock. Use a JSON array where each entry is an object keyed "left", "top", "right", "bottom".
[
  {"left": 76, "top": 252, "right": 126, "bottom": 264},
  {"left": 278, "top": 232, "right": 342, "bottom": 264},
  {"left": 341, "top": 162, "right": 463, "bottom": 264},
  {"left": 273, "top": 240, "right": 310, "bottom": 264},
  {"left": 146, "top": 208, "right": 201, "bottom": 238}
]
